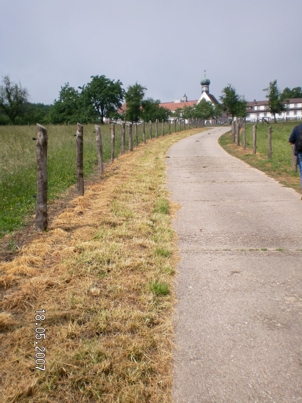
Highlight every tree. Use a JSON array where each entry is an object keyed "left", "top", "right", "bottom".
[
  {"left": 172, "top": 107, "right": 184, "bottom": 120},
  {"left": 124, "top": 83, "right": 146, "bottom": 122},
  {"left": 80, "top": 75, "right": 125, "bottom": 123},
  {"left": 0, "top": 76, "right": 29, "bottom": 124},
  {"left": 17, "top": 103, "right": 51, "bottom": 125},
  {"left": 220, "top": 85, "right": 247, "bottom": 119},
  {"left": 182, "top": 105, "right": 195, "bottom": 119},
  {"left": 193, "top": 99, "right": 215, "bottom": 120},
  {"left": 141, "top": 98, "right": 170, "bottom": 122},
  {"left": 264, "top": 80, "right": 287, "bottom": 123},
  {"left": 50, "top": 83, "right": 82, "bottom": 124},
  {"left": 281, "top": 86, "right": 302, "bottom": 100}
]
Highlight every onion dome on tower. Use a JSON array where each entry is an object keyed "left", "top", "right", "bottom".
[{"left": 201, "top": 71, "right": 210, "bottom": 93}]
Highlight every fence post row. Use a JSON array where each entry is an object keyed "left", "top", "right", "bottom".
[
  {"left": 34, "top": 119, "right": 192, "bottom": 233},
  {"left": 36, "top": 124, "right": 48, "bottom": 232},
  {"left": 95, "top": 125, "right": 103, "bottom": 175},
  {"left": 267, "top": 126, "right": 272, "bottom": 159},
  {"left": 111, "top": 123, "right": 115, "bottom": 162},
  {"left": 76, "top": 123, "right": 84, "bottom": 196}
]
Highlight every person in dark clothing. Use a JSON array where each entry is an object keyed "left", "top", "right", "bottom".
[{"left": 289, "top": 123, "right": 302, "bottom": 198}]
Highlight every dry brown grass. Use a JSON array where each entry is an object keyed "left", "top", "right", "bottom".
[{"left": 0, "top": 128, "right": 202, "bottom": 403}]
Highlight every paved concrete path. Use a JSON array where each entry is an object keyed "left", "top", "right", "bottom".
[{"left": 166, "top": 127, "right": 302, "bottom": 403}]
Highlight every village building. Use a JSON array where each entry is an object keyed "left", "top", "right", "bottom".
[
  {"left": 160, "top": 73, "right": 302, "bottom": 124},
  {"left": 246, "top": 98, "right": 302, "bottom": 122},
  {"left": 159, "top": 72, "right": 219, "bottom": 119}
]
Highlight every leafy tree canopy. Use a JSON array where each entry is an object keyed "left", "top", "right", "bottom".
[
  {"left": 193, "top": 100, "right": 216, "bottom": 120},
  {"left": 281, "top": 86, "right": 302, "bottom": 100},
  {"left": 220, "top": 85, "right": 247, "bottom": 119},
  {"left": 124, "top": 83, "right": 146, "bottom": 122},
  {"left": 50, "top": 83, "right": 82, "bottom": 124},
  {"left": 263, "top": 80, "right": 287, "bottom": 123},
  {"left": 172, "top": 107, "right": 184, "bottom": 120},
  {"left": 182, "top": 105, "right": 195, "bottom": 119},
  {"left": 141, "top": 98, "right": 170, "bottom": 122},
  {"left": 80, "top": 75, "right": 125, "bottom": 123},
  {"left": 0, "top": 76, "right": 29, "bottom": 124}
]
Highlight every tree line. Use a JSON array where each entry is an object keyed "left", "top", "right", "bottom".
[{"left": 0, "top": 75, "right": 301, "bottom": 125}]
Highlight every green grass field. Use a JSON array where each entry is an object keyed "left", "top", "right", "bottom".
[
  {"left": 0, "top": 122, "right": 183, "bottom": 237},
  {"left": 219, "top": 120, "right": 301, "bottom": 190}
]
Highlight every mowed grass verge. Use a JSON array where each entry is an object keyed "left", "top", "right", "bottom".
[
  {"left": 0, "top": 127, "right": 202, "bottom": 403},
  {"left": 219, "top": 121, "right": 301, "bottom": 193}
]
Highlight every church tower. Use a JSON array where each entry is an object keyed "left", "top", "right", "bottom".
[
  {"left": 197, "top": 71, "right": 219, "bottom": 106},
  {"left": 201, "top": 70, "right": 210, "bottom": 93}
]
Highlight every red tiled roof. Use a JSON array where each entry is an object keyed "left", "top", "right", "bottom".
[{"left": 159, "top": 100, "right": 197, "bottom": 112}]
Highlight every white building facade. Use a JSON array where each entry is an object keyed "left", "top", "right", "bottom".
[{"left": 246, "top": 98, "right": 302, "bottom": 122}]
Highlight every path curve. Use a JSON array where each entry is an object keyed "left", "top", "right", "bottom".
[{"left": 166, "top": 127, "right": 302, "bottom": 403}]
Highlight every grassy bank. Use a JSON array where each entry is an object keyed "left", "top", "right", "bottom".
[
  {"left": 0, "top": 127, "right": 202, "bottom": 403},
  {"left": 219, "top": 121, "right": 301, "bottom": 192}
]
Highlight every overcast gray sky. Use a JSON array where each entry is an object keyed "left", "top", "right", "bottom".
[{"left": 1, "top": 0, "right": 301, "bottom": 105}]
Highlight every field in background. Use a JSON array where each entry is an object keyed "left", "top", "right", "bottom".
[
  {"left": 0, "top": 123, "right": 176, "bottom": 237},
  {"left": 219, "top": 121, "right": 301, "bottom": 192}
]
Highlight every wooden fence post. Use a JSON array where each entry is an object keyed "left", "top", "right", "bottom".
[
  {"left": 232, "top": 120, "right": 236, "bottom": 143},
  {"left": 142, "top": 121, "right": 146, "bottom": 143},
  {"left": 179, "top": 119, "right": 181, "bottom": 132},
  {"left": 242, "top": 121, "right": 246, "bottom": 150},
  {"left": 111, "top": 123, "right": 115, "bottom": 162},
  {"left": 121, "top": 122, "right": 126, "bottom": 153},
  {"left": 76, "top": 123, "right": 84, "bottom": 196},
  {"left": 95, "top": 125, "right": 103, "bottom": 175},
  {"left": 236, "top": 119, "right": 240, "bottom": 146},
  {"left": 253, "top": 124, "right": 257, "bottom": 154},
  {"left": 174, "top": 119, "right": 176, "bottom": 133},
  {"left": 35, "top": 124, "right": 48, "bottom": 231},
  {"left": 168, "top": 120, "right": 171, "bottom": 134},
  {"left": 155, "top": 119, "right": 158, "bottom": 138},
  {"left": 268, "top": 126, "right": 272, "bottom": 159},
  {"left": 135, "top": 123, "right": 138, "bottom": 146},
  {"left": 149, "top": 121, "right": 152, "bottom": 139},
  {"left": 128, "top": 123, "right": 133, "bottom": 151},
  {"left": 162, "top": 119, "right": 164, "bottom": 136}
]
